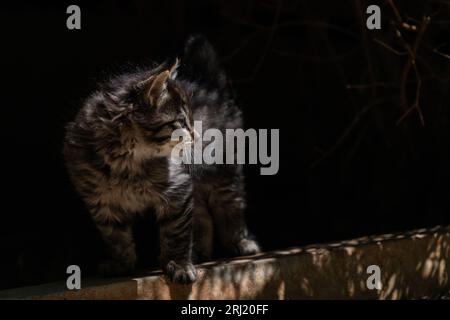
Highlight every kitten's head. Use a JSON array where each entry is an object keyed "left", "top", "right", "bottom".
[{"left": 129, "top": 60, "right": 195, "bottom": 156}]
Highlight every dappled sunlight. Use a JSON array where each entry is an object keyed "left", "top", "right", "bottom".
[
  {"left": 154, "top": 225, "right": 450, "bottom": 300},
  {"left": 1, "top": 225, "right": 448, "bottom": 299}
]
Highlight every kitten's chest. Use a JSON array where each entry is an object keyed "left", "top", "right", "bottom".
[
  {"left": 97, "top": 139, "right": 172, "bottom": 215},
  {"left": 98, "top": 177, "right": 165, "bottom": 214}
]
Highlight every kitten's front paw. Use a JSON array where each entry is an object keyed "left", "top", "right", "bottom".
[
  {"left": 98, "top": 259, "right": 135, "bottom": 277},
  {"left": 165, "top": 260, "right": 197, "bottom": 284},
  {"left": 237, "top": 238, "right": 261, "bottom": 256}
]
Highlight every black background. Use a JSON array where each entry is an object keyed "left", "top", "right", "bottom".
[{"left": 0, "top": 0, "right": 449, "bottom": 289}]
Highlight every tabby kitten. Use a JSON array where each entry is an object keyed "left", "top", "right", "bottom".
[{"left": 64, "top": 35, "right": 260, "bottom": 283}]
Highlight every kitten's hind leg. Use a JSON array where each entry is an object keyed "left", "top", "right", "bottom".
[
  {"left": 192, "top": 205, "right": 214, "bottom": 262},
  {"left": 208, "top": 173, "right": 261, "bottom": 257},
  {"left": 95, "top": 219, "right": 136, "bottom": 277}
]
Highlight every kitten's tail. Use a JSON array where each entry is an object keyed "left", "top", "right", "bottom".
[{"left": 179, "top": 34, "right": 227, "bottom": 90}]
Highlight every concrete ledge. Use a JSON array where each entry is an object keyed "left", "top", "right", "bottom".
[{"left": 1, "top": 226, "right": 449, "bottom": 299}]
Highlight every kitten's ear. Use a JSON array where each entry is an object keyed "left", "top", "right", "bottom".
[
  {"left": 138, "top": 58, "right": 178, "bottom": 106},
  {"left": 169, "top": 58, "right": 180, "bottom": 79},
  {"left": 143, "top": 70, "right": 170, "bottom": 106}
]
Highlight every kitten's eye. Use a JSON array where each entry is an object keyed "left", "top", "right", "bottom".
[{"left": 150, "top": 120, "right": 176, "bottom": 132}]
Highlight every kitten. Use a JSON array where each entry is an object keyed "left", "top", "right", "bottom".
[{"left": 63, "top": 35, "right": 260, "bottom": 284}]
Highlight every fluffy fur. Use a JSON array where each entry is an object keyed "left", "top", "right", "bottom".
[{"left": 64, "top": 35, "right": 260, "bottom": 283}]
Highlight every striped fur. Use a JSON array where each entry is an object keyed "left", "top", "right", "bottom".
[{"left": 64, "top": 35, "right": 259, "bottom": 283}]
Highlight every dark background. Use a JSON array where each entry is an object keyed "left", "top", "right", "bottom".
[{"left": 0, "top": 0, "right": 449, "bottom": 290}]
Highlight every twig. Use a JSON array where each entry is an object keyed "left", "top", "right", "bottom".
[
  {"left": 374, "top": 38, "right": 407, "bottom": 56},
  {"left": 388, "top": 0, "right": 403, "bottom": 24},
  {"left": 396, "top": 15, "right": 430, "bottom": 126},
  {"left": 310, "top": 97, "right": 396, "bottom": 169},
  {"left": 433, "top": 48, "right": 450, "bottom": 59}
]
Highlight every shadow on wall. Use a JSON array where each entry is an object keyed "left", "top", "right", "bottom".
[
  {"left": 3, "top": 226, "right": 447, "bottom": 300},
  {"left": 172, "top": 226, "right": 450, "bottom": 300}
]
